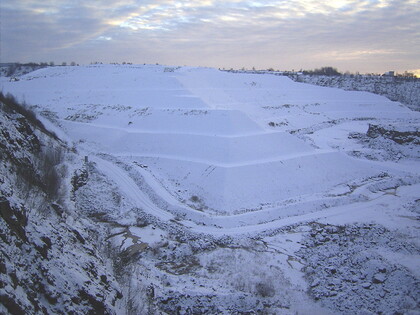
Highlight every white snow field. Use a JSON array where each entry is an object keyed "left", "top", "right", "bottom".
[
  {"left": 1, "top": 64, "right": 419, "bottom": 228},
  {"left": 2, "top": 64, "right": 419, "bottom": 314}
]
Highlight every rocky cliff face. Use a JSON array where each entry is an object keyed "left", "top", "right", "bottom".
[
  {"left": 290, "top": 75, "right": 420, "bottom": 111},
  {"left": 0, "top": 94, "right": 123, "bottom": 314}
]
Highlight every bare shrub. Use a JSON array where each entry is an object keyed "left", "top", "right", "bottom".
[
  {"left": 190, "top": 195, "right": 199, "bottom": 202},
  {"left": 0, "top": 92, "right": 59, "bottom": 140},
  {"left": 255, "top": 281, "right": 275, "bottom": 297},
  {"left": 40, "top": 146, "right": 65, "bottom": 200}
]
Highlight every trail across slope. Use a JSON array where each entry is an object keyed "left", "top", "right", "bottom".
[
  {"left": 2, "top": 64, "right": 420, "bottom": 219},
  {"left": 90, "top": 156, "right": 174, "bottom": 221},
  {"left": 91, "top": 155, "right": 419, "bottom": 236}
]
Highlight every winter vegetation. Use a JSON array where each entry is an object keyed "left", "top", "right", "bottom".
[
  {"left": 0, "top": 64, "right": 419, "bottom": 314},
  {"left": 0, "top": 92, "right": 123, "bottom": 313},
  {"left": 0, "top": 62, "right": 78, "bottom": 78}
]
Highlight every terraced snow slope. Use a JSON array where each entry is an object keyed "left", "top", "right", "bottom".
[
  {"left": 3, "top": 64, "right": 419, "bottom": 314},
  {"left": 1, "top": 64, "right": 419, "bottom": 222}
]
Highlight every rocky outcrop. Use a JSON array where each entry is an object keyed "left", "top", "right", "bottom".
[
  {"left": 298, "top": 223, "right": 420, "bottom": 314},
  {"left": 348, "top": 122, "right": 420, "bottom": 161},
  {"left": 0, "top": 94, "right": 123, "bottom": 314},
  {"left": 366, "top": 124, "right": 420, "bottom": 145}
]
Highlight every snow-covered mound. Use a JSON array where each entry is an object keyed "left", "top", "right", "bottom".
[
  {"left": 2, "top": 64, "right": 418, "bottom": 216},
  {"left": 1, "top": 65, "right": 419, "bottom": 314}
]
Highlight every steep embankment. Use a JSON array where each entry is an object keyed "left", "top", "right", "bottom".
[
  {"left": 0, "top": 94, "right": 123, "bottom": 314},
  {"left": 290, "top": 74, "right": 420, "bottom": 111}
]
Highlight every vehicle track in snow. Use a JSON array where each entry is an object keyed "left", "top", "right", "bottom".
[
  {"left": 91, "top": 156, "right": 174, "bottom": 221},
  {"left": 91, "top": 155, "right": 410, "bottom": 237}
]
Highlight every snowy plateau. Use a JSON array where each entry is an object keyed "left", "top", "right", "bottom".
[{"left": 0, "top": 64, "right": 419, "bottom": 314}]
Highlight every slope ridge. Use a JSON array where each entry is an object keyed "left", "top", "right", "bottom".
[{"left": 2, "top": 64, "right": 420, "bottom": 216}]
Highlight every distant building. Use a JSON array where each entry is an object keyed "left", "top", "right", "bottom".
[{"left": 383, "top": 71, "right": 395, "bottom": 76}]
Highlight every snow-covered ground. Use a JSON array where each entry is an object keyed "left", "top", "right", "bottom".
[
  {"left": 290, "top": 74, "right": 420, "bottom": 112},
  {"left": 1, "top": 64, "right": 419, "bottom": 314}
]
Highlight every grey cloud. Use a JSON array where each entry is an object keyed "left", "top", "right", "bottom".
[{"left": 1, "top": 0, "right": 418, "bottom": 73}]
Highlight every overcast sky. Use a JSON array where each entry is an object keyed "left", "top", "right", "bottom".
[{"left": 1, "top": 0, "right": 419, "bottom": 74}]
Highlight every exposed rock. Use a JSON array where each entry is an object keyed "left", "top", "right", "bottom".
[
  {"left": 298, "top": 223, "right": 420, "bottom": 314},
  {"left": 0, "top": 97, "right": 123, "bottom": 314},
  {"left": 372, "top": 273, "right": 387, "bottom": 284},
  {"left": 366, "top": 124, "right": 420, "bottom": 145},
  {"left": 361, "top": 282, "right": 372, "bottom": 289}
]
